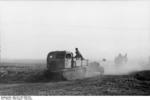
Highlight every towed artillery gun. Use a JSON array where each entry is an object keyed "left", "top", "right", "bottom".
[{"left": 47, "top": 51, "right": 88, "bottom": 80}]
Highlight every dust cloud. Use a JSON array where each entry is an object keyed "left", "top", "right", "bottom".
[
  {"left": 103, "top": 57, "right": 150, "bottom": 75},
  {"left": 85, "top": 57, "right": 150, "bottom": 77},
  {"left": 85, "top": 61, "right": 104, "bottom": 77}
]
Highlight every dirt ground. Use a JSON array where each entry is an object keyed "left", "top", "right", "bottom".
[
  {"left": 0, "top": 62, "right": 150, "bottom": 95},
  {"left": 0, "top": 71, "right": 150, "bottom": 95}
]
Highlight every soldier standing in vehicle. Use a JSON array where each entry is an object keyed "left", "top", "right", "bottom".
[{"left": 75, "top": 48, "right": 84, "bottom": 60}]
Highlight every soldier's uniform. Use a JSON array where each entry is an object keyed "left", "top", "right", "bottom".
[{"left": 75, "top": 48, "right": 84, "bottom": 60}]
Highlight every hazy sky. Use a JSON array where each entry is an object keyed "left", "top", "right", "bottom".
[{"left": 0, "top": 1, "right": 150, "bottom": 60}]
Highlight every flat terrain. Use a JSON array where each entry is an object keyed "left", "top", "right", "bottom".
[{"left": 0, "top": 62, "right": 150, "bottom": 95}]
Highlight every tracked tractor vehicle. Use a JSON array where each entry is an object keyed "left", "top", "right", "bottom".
[{"left": 47, "top": 51, "right": 88, "bottom": 80}]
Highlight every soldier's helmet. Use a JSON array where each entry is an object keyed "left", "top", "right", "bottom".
[{"left": 75, "top": 48, "right": 78, "bottom": 51}]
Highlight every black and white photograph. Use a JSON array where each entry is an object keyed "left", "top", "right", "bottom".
[{"left": 0, "top": 0, "right": 150, "bottom": 96}]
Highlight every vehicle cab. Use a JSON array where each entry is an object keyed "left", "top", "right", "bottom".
[{"left": 47, "top": 51, "right": 73, "bottom": 71}]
